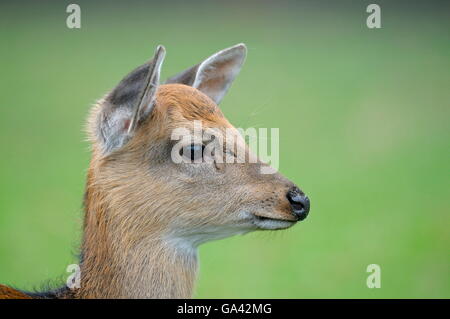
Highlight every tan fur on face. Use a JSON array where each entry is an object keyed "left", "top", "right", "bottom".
[{"left": 76, "top": 84, "right": 297, "bottom": 298}]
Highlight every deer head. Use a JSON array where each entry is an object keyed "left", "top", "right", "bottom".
[{"left": 81, "top": 44, "right": 310, "bottom": 298}]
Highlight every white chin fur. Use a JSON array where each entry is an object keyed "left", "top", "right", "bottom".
[{"left": 252, "top": 218, "right": 295, "bottom": 230}]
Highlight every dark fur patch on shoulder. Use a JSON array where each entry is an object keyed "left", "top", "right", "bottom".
[{"left": 22, "top": 286, "right": 73, "bottom": 299}]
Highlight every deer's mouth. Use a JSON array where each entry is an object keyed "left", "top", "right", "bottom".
[{"left": 252, "top": 215, "right": 297, "bottom": 230}]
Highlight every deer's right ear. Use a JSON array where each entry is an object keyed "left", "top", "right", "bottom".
[
  {"left": 165, "top": 43, "right": 246, "bottom": 105},
  {"left": 96, "top": 46, "right": 166, "bottom": 154}
]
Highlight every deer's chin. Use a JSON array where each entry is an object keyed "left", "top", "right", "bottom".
[{"left": 251, "top": 215, "right": 297, "bottom": 230}]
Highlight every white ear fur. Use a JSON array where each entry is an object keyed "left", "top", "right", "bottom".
[
  {"left": 128, "top": 45, "right": 166, "bottom": 133},
  {"left": 165, "top": 43, "right": 247, "bottom": 104},
  {"left": 193, "top": 43, "right": 246, "bottom": 104}
]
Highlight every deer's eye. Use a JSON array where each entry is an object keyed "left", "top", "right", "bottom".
[{"left": 180, "top": 144, "right": 205, "bottom": 162}]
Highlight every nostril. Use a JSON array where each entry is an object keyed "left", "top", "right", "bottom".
[
  {"left": 288, "top": 194, "right": 304, "bottom": 209},
  {"left": 287, "top": 188, "right": 310, "bottom": 221}
]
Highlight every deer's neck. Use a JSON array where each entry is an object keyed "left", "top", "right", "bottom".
[{"left": 76, "top": 184, "right": 198, "bottom": 299}]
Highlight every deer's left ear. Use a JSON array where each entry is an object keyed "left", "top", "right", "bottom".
[
  {"left": 97, "top": 45, "right": 165, "bottom": 154},
  {"left": 165, "top": 43, "right": 247, "bottom": 104}
]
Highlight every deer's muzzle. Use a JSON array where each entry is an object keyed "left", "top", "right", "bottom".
[{"left": 287, "top": 186, "right": 310, "bottom": 221}]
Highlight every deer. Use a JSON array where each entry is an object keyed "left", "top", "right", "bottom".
[{"left": 0, "top": 43, "right": 310, "bottom": 299}]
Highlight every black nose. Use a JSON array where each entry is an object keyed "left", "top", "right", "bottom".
[{"left": 287, "top": 187, "right": 310, "bottom": 221}]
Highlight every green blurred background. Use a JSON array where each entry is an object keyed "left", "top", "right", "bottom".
[{"left": 0, "top": 0, "right": 449, "bottom": 298}]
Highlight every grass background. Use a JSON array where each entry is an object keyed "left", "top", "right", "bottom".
[{"left": 0, "top": 0, "right": 449, "bottom": 298}]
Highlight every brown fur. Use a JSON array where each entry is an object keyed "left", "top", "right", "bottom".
[
  {"left": 76, "top": 84, "right": 296, "bottom": 298},
  {"left": 0, "top": 285, "right": 32, "bottom": 299},
  {"left": 1, "top": 84, "right": 301, "bottom": 299}
]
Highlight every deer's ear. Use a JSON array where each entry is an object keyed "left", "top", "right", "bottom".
[
  {"left": 97, "top": 45, "right": 165, "bottom": 154},
  {"left": 165, "top": 43, "right": 246, "bottom": 104}
]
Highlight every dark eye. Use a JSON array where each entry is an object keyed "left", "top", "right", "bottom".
[{"left": 180, "top": 144, "right": 205, "bottom": 162}]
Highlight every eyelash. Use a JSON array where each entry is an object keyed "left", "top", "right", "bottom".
[
  {"left": 178, "top": 142, "right": 237, "bottom": 165},
  {"left": 179, "top": 143, "right": 205, "bottom": 162}
]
